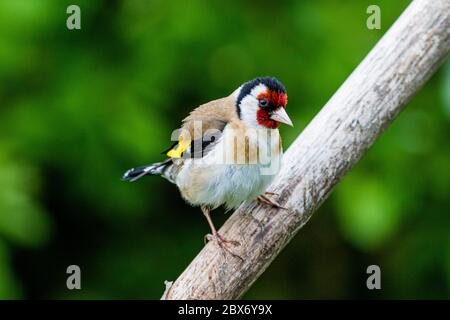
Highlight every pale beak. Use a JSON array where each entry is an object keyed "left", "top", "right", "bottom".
[{"left": 270, "top": 108, "right": 293, "bottom": 126}]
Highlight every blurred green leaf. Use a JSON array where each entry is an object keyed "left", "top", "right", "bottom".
[
  {"left": 335, "top": 175, "right": 403, "bottom": 251},
  {"left": 0, "top": 241, "right": 22, "bottom": 299},
  {"left": 0, "top": 152, "right": 52, "bottom": 247},
  {"left": 442, "top": 63, "right": 450, "bottom": 118}
]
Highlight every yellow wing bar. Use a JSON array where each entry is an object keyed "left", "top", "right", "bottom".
[{"left": 166, "top": 138, "right": 191, "bottom": 158}]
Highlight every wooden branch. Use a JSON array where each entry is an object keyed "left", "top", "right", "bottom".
[{"left": 166, "top": 0, "right": 450, "bottom": 300}]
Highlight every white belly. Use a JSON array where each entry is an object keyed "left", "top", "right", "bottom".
[{"left": 177, "top": 161, "right": 278, "bottom": 210}]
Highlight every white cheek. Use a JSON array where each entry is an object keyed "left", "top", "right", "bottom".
[
  {"left": 239, "top": 83, "right": 267, "bottom": 128},
  {"left": 240, "top": 95, "right": 260, "bottom": 128}
]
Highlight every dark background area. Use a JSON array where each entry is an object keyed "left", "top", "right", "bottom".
[{"left": 0, "top": 0, "right": 448, "bottom": 299}]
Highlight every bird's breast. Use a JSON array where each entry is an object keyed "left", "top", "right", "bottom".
[{"left": 176, "top": 127, "right": 283, "bottom": 210}]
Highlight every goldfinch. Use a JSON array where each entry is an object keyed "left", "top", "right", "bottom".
[{"left": 123, "top": 77, "right": 292, "bottom": 258}]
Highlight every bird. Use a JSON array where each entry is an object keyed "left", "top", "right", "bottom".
[{"left": 122, "top": 76, "right": 293, "bottom": 258}]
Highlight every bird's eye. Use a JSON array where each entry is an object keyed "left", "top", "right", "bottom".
[{"left": 259, "top": 99, "right": 269, "bottom": 108}]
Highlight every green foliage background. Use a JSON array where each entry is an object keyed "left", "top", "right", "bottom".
[{"left": 0, "top": 0, "right": 448, "bottom": 299}]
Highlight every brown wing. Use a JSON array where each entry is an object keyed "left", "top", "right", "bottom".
[
  {"left": 165, "top": 93, "right": 238, "bottom": 158},
  {"left": 181, "top": 94, "right": 238, "bottom": 137}
]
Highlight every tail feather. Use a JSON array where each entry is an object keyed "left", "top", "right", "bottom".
[{"left": 122, "top": 159, "right": 172, "bottom": 182}]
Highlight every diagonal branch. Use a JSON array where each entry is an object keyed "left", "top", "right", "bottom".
[{"left": 165, "top": 0, "right": 450, "bottom": 300}]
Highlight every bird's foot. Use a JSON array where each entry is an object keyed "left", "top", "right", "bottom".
[
  {"left": 204, "top": 233, "right": 243, "bottom": 261},
  {"left": 257, "top": 193, "right": 286, "bottom": 209}
]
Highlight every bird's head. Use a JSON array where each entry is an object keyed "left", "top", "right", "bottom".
[{"left": 236, "top": 76, "right": 292, "bottom": 129}]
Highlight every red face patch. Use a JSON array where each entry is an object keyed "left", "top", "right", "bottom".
[
  {"left": 256, "top": 109, "right": 280, "bottom": 129},
  {"left": 256, "top": 90, "right": 288, "bottom": 128},
  {"left": 256, "top": 90, "right": 288, "bottom": 109}
]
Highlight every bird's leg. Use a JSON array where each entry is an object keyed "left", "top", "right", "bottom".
[
  {"left": 257, "top": 192, "right": 286, "bottom": 209},
  {"left": 201, "top": 206, "right": 243, "bottom": 261}
]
